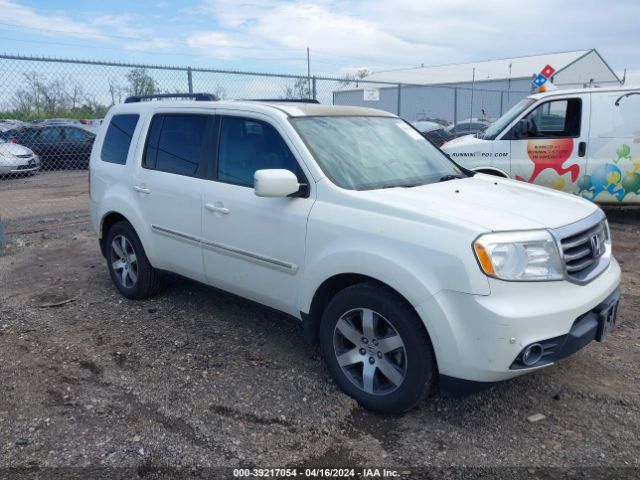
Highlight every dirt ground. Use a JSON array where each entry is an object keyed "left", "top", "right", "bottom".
[{"left": 1, "top": 172, "right": 639, "bottom": 479}]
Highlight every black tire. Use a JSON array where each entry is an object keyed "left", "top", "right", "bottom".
[
  {"left": 105, "top": 220, "right": 163, "bottom": 299},
  {"left": 320, "top": 282, "right": 437, "bottom": 414}
]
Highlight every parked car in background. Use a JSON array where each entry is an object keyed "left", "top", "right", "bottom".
[
  {"left": 79, "top": 118, "right": 103, "bottom": 134},
  {"left": 37, "top": 118, "right": 81, "bottom": 126},
  {"left": 0, "top": 125, "right": 95, "bottom": 169},
  {"left": 416, "top": 117, "right": 451, "bottom": 128},
  {"left": 411, "top": 120, "right": 454, "bottom": 146},
  {"left": 0, "top": 119, "right": 27, "bottom": 132},
  {"left": 0, "top": 140, "right": 40, "bottom": 176},
  {"left": 34, "top": 118, "right": 103, "bottom": 134},
  {"left": 446, "top": 118, "right": 492, "bottom": 138}
]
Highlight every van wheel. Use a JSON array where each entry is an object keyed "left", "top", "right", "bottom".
[
  {"left": 320, "top": 282, "right": 436, "bottom": 413},
  {"left": 105, "top": 221, "right": 163, "bottom": 299}
]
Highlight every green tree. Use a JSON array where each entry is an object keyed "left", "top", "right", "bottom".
[
  {"left": 283, "top": 77, "right": 311, "bottom": 99},
  {"left": 339, "top": 68, "right": 371, "bottom": 87},
  {"left": 7, "top": 72, "right": 105, "bottom": 120},
  {"left": 126, "top": 68, "right": 158, "bottom": 96}
]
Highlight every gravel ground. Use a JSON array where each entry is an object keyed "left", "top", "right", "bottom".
[{"left": 0, "top": 172, "right": 639, "bottom": 479}]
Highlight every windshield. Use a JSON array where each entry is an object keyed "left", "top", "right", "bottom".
[
  {"left": 481, "top": 98, "right": 536, "bottom": 140},
  {"left": 291, "top": 116, "right": 464, "bottom": 190}
]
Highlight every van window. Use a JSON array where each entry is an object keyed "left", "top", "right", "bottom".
[
  {"left": 101, "top": 114, "right": 139, "bottom": 165},
  {"left": 143, "top": 114, "right": 209, "bottom": 177},
  {"left": 483, "top": 98, "right": 535, "bottom": 140},
  {"left": 217, "top": 117, "right": 302, "bottom": 187},
  {"left": 518, "top": 99, "right": 581, "bottom": 138}
]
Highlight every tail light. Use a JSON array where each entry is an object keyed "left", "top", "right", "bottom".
[{"left": 10, "top": 138, "right": 17, "bottom": 144}]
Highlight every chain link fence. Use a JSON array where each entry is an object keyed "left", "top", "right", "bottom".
[{"left": 0, "top": 53, "right": 530, "bottom": 182}]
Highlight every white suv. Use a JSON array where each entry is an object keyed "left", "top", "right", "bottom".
[{"left": 90, "top": 94, "right": 621, "bottom": 413}]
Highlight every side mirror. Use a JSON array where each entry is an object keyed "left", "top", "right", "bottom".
[{"left": 254, "top": 169, "right": 300, "bottom": 197}]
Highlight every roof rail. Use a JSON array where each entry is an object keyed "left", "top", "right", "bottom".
[
  {"left": 245, "top": 98, "right": 320, "bottom": 104},
  {"left": 124, "top": 93, "right": 218, "bottom": 103}
]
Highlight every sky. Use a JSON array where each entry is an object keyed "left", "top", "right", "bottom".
[{"left": 0, "top": 0, "right": 639, "bottom": 78}]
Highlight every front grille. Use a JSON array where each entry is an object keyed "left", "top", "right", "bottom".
[
  {"left": 15, "top": 154, "right": 32, "bottom": 159},
  {"left": 561, "top": 221, "right": 607, "bottom": 274},
  {"left": 553, "top": 212, "right": 609, "bottom": 284}
]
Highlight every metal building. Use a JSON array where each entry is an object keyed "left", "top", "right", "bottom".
[{"left": 333, "top": 49, "right": 620, "bottom": 124}]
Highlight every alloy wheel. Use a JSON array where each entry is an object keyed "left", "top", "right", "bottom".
[
  {"left": 110, "top": 234, "right": 138, "bottom": 288},
  {"left": 333, "top": 308, "right": 407, "bottom": 395}
]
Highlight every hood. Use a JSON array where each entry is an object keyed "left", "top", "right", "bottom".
[
  {"left": 442, "top": 134, "right": 483, "bottom": 150},
  {"left": 359, "top": 175, "right": 598, "bottom": 232},
  {"left": 0, "top": 142, "right": 34, "bottom": 156}
]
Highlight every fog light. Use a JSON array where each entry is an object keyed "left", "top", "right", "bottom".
[{"left": 522, "top": 343, "right": 544, "bottom": 366}]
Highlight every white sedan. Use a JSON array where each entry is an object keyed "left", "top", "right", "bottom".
[{"left": 0, "top": 141, "right": 40, "bottom": 176}]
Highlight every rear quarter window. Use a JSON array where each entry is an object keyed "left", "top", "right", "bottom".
[
  {"left": 143, "top": 113, "right": 210, "bottom": 178},
  {"left": 101, "top": 114, "right": 140, "bottom": 165}
]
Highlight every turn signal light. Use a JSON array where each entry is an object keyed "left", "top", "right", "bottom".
[{"left": 473, "top": 243, "right": 495, "bottom": 276}]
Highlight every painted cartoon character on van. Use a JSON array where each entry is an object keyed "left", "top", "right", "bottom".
[
  {"left": 577, "top": 164, "right": 624, "bottom": 201},
  {"left": 515, "top": 139, "right": 580, "bottom": 184},
  {"left": 577, "top": 143, "right": 640, "bottom": 202},
  {"left": 616, "top": 144, "right": 631, "bottom": 162}
]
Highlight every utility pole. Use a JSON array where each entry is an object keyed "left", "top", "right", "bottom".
[
  {"left": 307, "top": 47, "right": 311, "bottom": 99},
  {"left": 469, "top": 67, "right": 475, "bottom": 129},
  {"left": 507, "top": 62, "right": 512, "bottom": 104}
]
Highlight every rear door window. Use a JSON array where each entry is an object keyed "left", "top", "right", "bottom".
[
  {"left": 64, "top": 127, "right": 93, "bottom": 141},
  {"left": 101, "top": 114, "right": 139, "bottom": 165},
  {"left": 38, "top": 128, "right": 64, "bottom": 143},
  {"left": 143, "top": 114, "right": 211, "bottom": 177}
]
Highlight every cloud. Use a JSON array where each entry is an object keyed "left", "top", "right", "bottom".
[
  {"left": 125, "top": 38, "right": 174, "bottom": 51},
  {"left": 186, "top": 31, "right": 245, "bottom": 49},
  {"left": 192, "top": 0, "right": 640, "bottom": 72},
  {"left": 1, "top": 0, "right": 639, "bottom": 76},
  {"left": 92, "top": 14, "right": 153, "bottom": 39},
  {"left": 189, "top": 0, "right": 445, "bottom": 68},
  {"left": 0, "top": 0, "right": 106, "bottom": 40}
]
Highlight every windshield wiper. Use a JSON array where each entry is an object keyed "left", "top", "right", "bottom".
[
  {"left": 439, "top": 174, "right": 466, "bottom": 182},
  {"left": 380, "top": 184, "right": 420, "bottom": 189}
]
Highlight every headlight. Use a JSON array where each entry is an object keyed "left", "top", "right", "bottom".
[
  {"left": 603, "top": 219, "right": 611, "bottom": 244},
  {"left": 473, "top": 230, "right": 563, "bottom": 281}
]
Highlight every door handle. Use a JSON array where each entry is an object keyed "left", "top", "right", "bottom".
[
  {"left": 205, "top": 203, "right": 230, "bottom": 214},
  {"left": 578, "top": 141, "right": 587, "bottom": 158},
  {"left": 133, "top": 185, "right": 151, "bottom": 194}
]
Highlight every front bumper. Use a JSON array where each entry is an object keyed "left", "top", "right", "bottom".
[
  {"left": 509, "top": 287, "right": 620, "bottom": 370},
  {"left": 415, "top": 257, "right": 621, "bottom": 387},
  {"left": 0, "top": 156, "right": 41, "bottom": 174}
]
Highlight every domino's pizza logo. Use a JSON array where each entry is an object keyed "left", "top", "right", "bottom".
[
  {"left": 532, "top": 64, "right": 556, "bottom": 88},
  {"left": 533, "top": 74, "right": 548, "bottom": 87}
]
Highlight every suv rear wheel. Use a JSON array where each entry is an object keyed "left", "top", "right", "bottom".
[
  {"left": 320, "top": 282, "right": 436, "bottom": 413},
  {"left": 105, "top": 221, "right": 163, "bottom": 299}
]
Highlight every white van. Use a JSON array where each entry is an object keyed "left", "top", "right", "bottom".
[{"left": 442, "top": 86, "right": 640, "bottom": 204}]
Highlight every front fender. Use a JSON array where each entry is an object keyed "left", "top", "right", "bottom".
[{"left": 298, "top": 242, "right": 490, "bottom": 315}]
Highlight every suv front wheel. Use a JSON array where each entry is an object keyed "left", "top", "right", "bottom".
[
  {"left": 320, "top": 282, "right": 437, "bottom": 413},
  {"left": 105, "top": 221, "right": 163, "bottom": 299}
]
